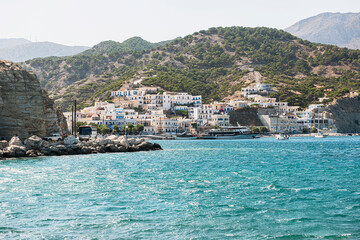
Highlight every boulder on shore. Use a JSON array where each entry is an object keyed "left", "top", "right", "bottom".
[
  {"left": 0, "top": 140, "right": 8, "bottom": 150},
  {"left": 9, "top": 136, "right": 24, "bottom": 147},
  {"left": 64, "top": 136, "right": 79, "bottom": 145},
  {"left": 24, "top": 135, "right": 44, "bottom": 150}
]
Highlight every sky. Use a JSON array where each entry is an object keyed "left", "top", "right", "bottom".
[{"left": 1, "top": 0, "right": 360, "bottom": 47}]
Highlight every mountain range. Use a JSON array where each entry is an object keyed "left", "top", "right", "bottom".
[
  {"left": 22, "top": 26, "right": 360, "bottom": 111},
  {"left": 285, "top": 12, "right": 360, "bottom": 49},
  {"left": 0, "top": 38, "right": 90, "bottom": 62}
]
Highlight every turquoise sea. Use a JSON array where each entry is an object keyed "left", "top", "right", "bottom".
[{"left": 0, "top": 137, "right": 360, "bottom": 239}]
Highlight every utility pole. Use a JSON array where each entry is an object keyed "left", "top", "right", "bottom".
[
  {"left": 72, "top": 104, "right": 74, "bottom": 136},
  {"left": 74, "top": 100, "right": 77, "bottom": 137}
]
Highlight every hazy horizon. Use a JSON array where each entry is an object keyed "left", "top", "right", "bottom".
[{"left": 1, "top": 0, "right": 360, "bottom": 47}]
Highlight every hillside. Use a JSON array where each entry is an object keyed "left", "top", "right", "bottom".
[
  {"left": 0, "top": 38, "right": 31, "bottom": 49},
  {"left": 22, "top": 26, "right": 360, "bottom": 111},
  {"left": 0, "top": 41, "right": 90, "bottom": 62},
  {"left": 286, "top": 12, "right": 360, "bottom": 49},
  {"left": 81, "top": 37, "right": 174, "bottom": 55}
]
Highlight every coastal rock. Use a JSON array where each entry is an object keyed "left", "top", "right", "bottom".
[
  {"left": 119, "top": 136, "right": 129, "bottom": 147},
  {"left": 81, "top": 146, "right": 93, "bottom": 154},
  {"left": 24, "top": 135, "right": 44, "bottom": 150},
  {"left": 153, "top": 143, "right": 162, "bottom": 150},
  {"left": 0, "top": 61, "right": 69, "bottom": 140},
  {"left": 127, "top": 138, "right": 138, "bottom": 146},
  {"left": 55, "top": 144, "right": 67, "bottom": 153},
  {"left": 26, "top": 149, "right": 38, "bottom": 157},
  {"left": 117, "top": 145, "right": 127, "bottom": 152},
  {"left": 134, "top": 138, "right": 145, "bottom": 145},
  {"left": 106, "top": 144, "right": 119, "bottom": 152},
  {"left": 96, "top": 145, "right": 106, "bottom": 153},
  {"left": 9, "top": 136, "right": 24, "bottom": 147},
  {"left": 94, "top": 138, "right": 111, "bottom": 146},
  {"left": 328, "top": 94, "right": 360, "bottom": 133},
  {"left": 5, "top": 145, "right": 26, "bottom": 157},
  {"left": 0, "top": 140, "right": 8, "bottom": 150},
  {"left": 105, "top": 135, "right": 118, "bottom": 141},
  {"left": 137, "top": 141, "right": 153, "bottom": 151},
  {"left": 3, "top": 149, "right": 15, "bottom": 158},
  {"left": 64, "top": 136, "right": 79, "bottom": 145}
]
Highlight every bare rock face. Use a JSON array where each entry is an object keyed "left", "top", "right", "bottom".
[
  {"left": 0, "top": 61, "right": 68, "bottom": 140},
  {"left": 328, "top": 95, "right": 360, "bottom": 133}
]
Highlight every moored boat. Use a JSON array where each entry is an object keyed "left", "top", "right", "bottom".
[
  {"left": 275, "top": 133, "right": 289, "bottom": 140},
  {"left": 314, "top": 132, "right": 327, "bottom": 138},
  {"left": 143, "top": 135, "right": 175, "bottom": 140},
  {"left": 198, "top": 127, "right": 259, "bottom": 139},
  {"left": 175, "top": 133, "right": 198, "bottom": 140}
]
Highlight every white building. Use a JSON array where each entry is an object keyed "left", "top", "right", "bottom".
[{"left": 210, "top": 114, "right": 230, "bottom": 127}]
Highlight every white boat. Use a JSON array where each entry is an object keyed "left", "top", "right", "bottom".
[
  {"left": 143, "top": 135, "right": 175, "bottom": 140},
  {"left": 199, "top": 127, "right": 259, "bottom": 140},
  {"left": 314, "top": 132, "right": 327, "bottom": 138},
  {"left": 175, "top": 133, "right": 198, "bottom": 140},
  {"left": 275, "top": 133, "right": 289, "bottom": 140}
]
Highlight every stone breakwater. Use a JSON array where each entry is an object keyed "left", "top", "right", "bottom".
[{"left": 0, "top": 135, "right": 162, "bottom": 159}]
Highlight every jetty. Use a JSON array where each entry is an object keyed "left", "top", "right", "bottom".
[{"left": 0, "top": 135, "right": 162, "bottom": 159}]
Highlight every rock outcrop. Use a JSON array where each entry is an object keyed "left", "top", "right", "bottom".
[
  {"left": 0, "top": 135, "right": 162, "bottom": 159},
  {"left": 328, "top": 94, "right": 360, "bottom": 133},
  {"left": 0, "top": 61, "right": 68, "bottom": 140}
]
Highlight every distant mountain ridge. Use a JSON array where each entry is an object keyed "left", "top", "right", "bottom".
[
  {"left": 81, "top": 37, "right": 174, "bottom": 55},
  {"left": 285, "top": 12, "right": 360, "bottom": 49},
  {"left": 0, "top": 38, "right": 31, "bottom": 49},
  {"left": 0, "top": 39, "right": 90, "bottom": 62}
]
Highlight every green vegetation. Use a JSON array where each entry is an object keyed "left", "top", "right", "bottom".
[
  {"left": 97, "top": 124, "right": 112, "bottom": 134},
  {"left": 134, "top": 124, "right": 144, "bottom": 133},
  {"left": 81, "top": 37, "right": 174, "bottom": 55},
  {"left": 23, "top": 26, "right": 360, "bottom": 110},
  {"left": 259, "top": 126, "right": 268, "bottom": 133},
  {"left": 174, "top": 110, "right": 189, "bottom": 118},
  {"left": 122, "top": 123, "right": 135, "bottom": 134},
  {"left": 302, "top": 127, "right": 309, "bottom": 133},
  {"left": 112, "top": 125, "right": 119, "bottom": 133},
  {"left": 252, "top": 127, "right": 260, "bottom": 133},
  {"left": 311, "top": 127, "right": 318, "bottom": 133}
]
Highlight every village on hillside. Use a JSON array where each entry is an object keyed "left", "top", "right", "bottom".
[{"left": 63, "top": 71, "right": 354, "bottom": 136}]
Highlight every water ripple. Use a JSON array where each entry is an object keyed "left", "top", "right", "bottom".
[{"left": 0, "top": 137, "right": 359, "bottom": 239}]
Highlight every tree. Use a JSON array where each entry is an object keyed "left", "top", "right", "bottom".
[
  {"left": 259, "top": 126, "right": 268, "bottom": 133},
  {"left": 134, "top": 124, "right": 144, "bottom": 133},
  {"left": 175, "top": 110, "right": 188, "bottom": 118},
  {"left": 302, "top": 127, "right": 309, "bottom": 133},
  {"left": 98, "top": 124, "right": 111, "bottom": 134},
  {"left": 311, "top": 127, "right": 317, "bottom": 133},
  {"left": 76, "top": 122, "right": 87, "bottom": 129},
  {"left": 113, "top": 125, "right": 119, "bottom": 133},
  {"left": 252, "top": 127, "right": 260, "bottom": 133},
  {"left": 122, "top": 123, "right": 134, "bottom": 134}
]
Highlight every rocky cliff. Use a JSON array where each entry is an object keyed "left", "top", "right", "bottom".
[
  {"left": 0, "top": 61, "right": 68, "bottom": 140},
  {"left": 328, "top": 94, "right": 360, "bottom": 133}
]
